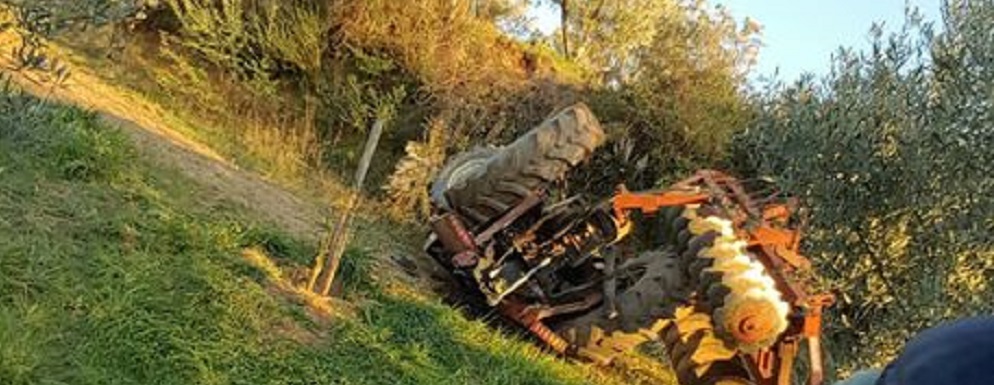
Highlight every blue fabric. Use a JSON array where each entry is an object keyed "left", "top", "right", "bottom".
[
  {"left": 878, "top": 316, "right": 994, "bottom": 385},
  {"left": 835, "top": 369, "right": 883, "bottom": 385}
]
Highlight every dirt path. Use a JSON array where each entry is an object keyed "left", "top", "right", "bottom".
[
  {"left": 109, "top": 114, "right": 330, "bottom": 241},
  {"left": 1, "top": 34, "right": 328, "bottom": 242}
]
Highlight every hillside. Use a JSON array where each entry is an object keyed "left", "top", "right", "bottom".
[
  {"left": 0, "top": 6, "right": 683, "bottom": 381},
  {"left": 0, "top": 77, "right": 671, "bottom": 385}
]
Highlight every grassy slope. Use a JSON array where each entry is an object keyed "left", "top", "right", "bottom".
[{"left": 0, "top": 88, "right": 628, "bottom": 385}]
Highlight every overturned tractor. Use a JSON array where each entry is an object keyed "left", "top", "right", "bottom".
[{"left": 425, "top": 104, "right": 833, "bottom": 385}]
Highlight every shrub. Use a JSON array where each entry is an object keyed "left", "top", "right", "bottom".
[
  {"left": 0, "top": 0, "right": 143, "bottom": 42},
  {"left": 0, "top": 0, "right": 146, "bottom": 74},
  {"left": 162, "top": 0, "right": 332, "bottom": 93},
  {"left": 564, "top": 1, "right": 759, "bottom": 195}
]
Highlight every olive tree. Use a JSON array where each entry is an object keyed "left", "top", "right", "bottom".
[
  {"left": 735, "top": 1, "right": 994, "bottom": 375},
  {"left": 0, "top": 0, "right": 147, "bottom": 78}
]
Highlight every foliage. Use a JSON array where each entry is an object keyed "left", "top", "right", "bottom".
[
  {"left": 0, "top": 87, "right": 129, "bottom": 181},
  {"left": 620, "top": 0, "right": 758, "bottom": 177},
  {"left": 163, "top": 0, "right": 333, "bottom": 94},
  {"left": 3, "top": 0, "right": 759, "bottom": 202},
  {"left": 548, "top": 0, "right": 675, "bottom": 82},
  {"left": 120, "top": 0, "right": 352, "bottom": 185},
  {"left": 543, "top": 0, "right": 759, "bottom": 82},
  {"left": 735, "top": 1, "right": 993, "bottom": 375},
  {"left": 9, "top": 0, "right": 994, "bottom": 381},
  {"left": 471, "top": 0, "right": 533, "bottom": 33},
  {"left": 253, "top": 0, "right": 755, "bottom": 214},
  {"left": 0, "top": 0, "right": 142, "bottom": 43},
  {"left": 337, "top": 0, "right": 569, "bottom": 137},
  {"left": 566, "top": 0, "right": 759, "bottom": 194},
  {"left": 341, "top": 0, "right": 513, "bottom": 99},
  {"left": 0, "top": 0, "right": 145, "bottom": 75}
]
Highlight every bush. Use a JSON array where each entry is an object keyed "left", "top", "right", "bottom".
[
  {"left": 0, "top": 0, "right": 145, "bottom": 73},
  {"left": 735, "top": 1, "right": 994, "bottom": 375},
  {"left": 566, "top": 1, "right": 758, "bottom": 195},
  {"left": 162, "top": 0, "right": 333, "bottom": 93}
]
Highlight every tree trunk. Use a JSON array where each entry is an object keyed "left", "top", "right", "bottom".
[{"left": 561, "top": 0, "right": 570, "bottom": 58}]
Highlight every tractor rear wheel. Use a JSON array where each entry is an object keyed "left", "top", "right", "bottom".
[
  {"left": 552, "top": 249, "right": 687, "bottom": 365},
  {"left": 550, "top": 207, "right": 757, "bottom": 385},
  {"left": 430, "top": 103, "right": 605, "bottom": 229}
]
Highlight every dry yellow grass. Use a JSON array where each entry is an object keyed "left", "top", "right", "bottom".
[{"left": 241, "top": 247, "right": 358, "bottom": 321}]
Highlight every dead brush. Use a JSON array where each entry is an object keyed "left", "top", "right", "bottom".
[{"left": 383, "top": 116, "right": 448, "bottom": 221}]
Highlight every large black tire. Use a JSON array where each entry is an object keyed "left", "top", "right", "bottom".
[
  {"left": 552, "top": 249, "right": 687, "bottom": 365},
  {"left": 549, "top": 206, "right": 694, "bottom": 365},
  {"left": 430, "top": 147, "right": 498, "bottom": 212},
  {"left": 431, "top": 103, "right": 605, "bottom": 228},
  {"left": 551, "top": 207, "right": 754, "bottom": 385},
  {"left": 544, "top": 206, "right": 693, "bottom": 364}
]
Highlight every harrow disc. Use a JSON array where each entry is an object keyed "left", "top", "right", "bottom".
[{"left": 680, "top": 206, "right": 790, "bottom": 352}]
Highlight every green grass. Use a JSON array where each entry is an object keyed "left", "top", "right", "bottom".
[{"left": 0, "top": 87, "right": 617, "bottom": 385}]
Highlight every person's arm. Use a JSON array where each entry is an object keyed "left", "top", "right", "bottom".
[{"left": 834, "top": 317, "right": 994, "bottom": 385}]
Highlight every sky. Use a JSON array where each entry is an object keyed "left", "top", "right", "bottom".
[{"left": 528, "top": 1, "right": 944, "bottom": 82}]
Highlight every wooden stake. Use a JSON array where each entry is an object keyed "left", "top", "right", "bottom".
[
  {"left": 561, "top": 0, "right": 570, "bottom": 58},
  {"left": 308, "top": 117, "right": 386, "bottom": 295}
]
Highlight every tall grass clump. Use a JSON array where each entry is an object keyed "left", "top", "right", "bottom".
[{"left": 735, "top": 1, "right": 994, "bottom": 375}]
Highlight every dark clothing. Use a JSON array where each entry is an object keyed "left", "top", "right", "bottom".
[{"left": 877, "top": 316, "right": 994, "bottom": 385}]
